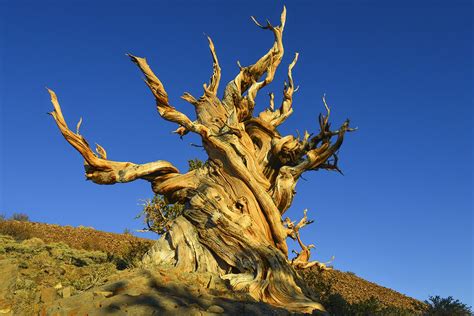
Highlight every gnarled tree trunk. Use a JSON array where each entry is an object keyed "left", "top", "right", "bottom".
[{"left": 47, "top": 7, "right": 354, "bottom": 314}]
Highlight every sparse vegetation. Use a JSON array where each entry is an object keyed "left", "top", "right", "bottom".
[
  {"left": 136, "top": 158, "right": 203, "bottom": 235},
  {"left": 0, "top": 213, "right": 5, "bottom": 221},
  {"left": 109, "top": 239, "right": 151, "bottom": 270},
  {"left": 311, "top": 292, "right": 422, "bottom": 315},
  {"left": 137, "top": 195, "right": 184, "bottom": 235},
  {"left": 0, "top": 220, "right": 153, "bottom": 256},
  {"left": 423, "top": 295, "right": 472, "bottom": 316},
  {"left": 11, "top": 213, "right": 30, "bottom": 222},
  {"left": 301, "top": 266, "right": 426, "bottom": 315},
  {"left": 0, "top": 234, "right": 118, "bottom": 314},
  {"left": 187, "top": 158, "right": 204, "bottom": 171},
  {"left": 302, "top": 273, "right": 472, "bottom": 316},
  {"left": 0, "top": 220, "right": 34, "bottom": 240}
]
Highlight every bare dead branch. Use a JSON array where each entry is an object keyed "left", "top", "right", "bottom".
[
  {"left": 290, "top": 120, "right": 350, "bottom": 178},
  {"left": 271, "top": 134, "right": 304, "bottom": 165},
  {"left": 95, "top": 143, "right": 107, "bottom": 159},
  {"left": 285, "top": 209, "right": 315, "bottom": 267},
  {"left": 285, "top": 209, "right": 329, "bottom": 270},
  {"left": 316, "top": 152, "right": 344, "bottom": 174},
  {"left": 223, "top": 6, "right": 286, "bottom": 122},
  {"left": 322, "top": 94, "right": 331, "bottom": 126},
  {"left": 127, "top": 54, "right": 207, "bottom": 136},
  {"left": 284, "top": 209, "right": 313, "bottom": 240},
  {"left": 268, "top": 92, "right": 275, "bottom": 110},
  {"left": 259, "top": 52, "right": 299, "bottom": 126},
  {"left": 181, "top": 92, "right": 198, "bottom": 106},
  {"left": 48, "top": 89, "right": 179, "bottom": 184},
  {"left": 75, "top": 117, "right": 82, "bottom": 135},
  {"left": 284, "top": 96, "right": 356, "bottom": 178},
  {"left": 202, "top": 36, "right": 221, "bottom": 96}
]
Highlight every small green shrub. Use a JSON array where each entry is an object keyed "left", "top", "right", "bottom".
[
  {"left": 77, "top": 225, "right": 95, "bottom": 230},
  {"left": 81, "top": 239, "right": 95, "bottom": 251},
  {"left": 18, "top": 260, "right": 29, "bottom": 269},
  {"left": 71, "top": 263, "right": 116, "bottom": 291},
  {"left": 349, "top": 296, "right": 383, "bottom": 315},
  {"left": 423, "top": 295, "right": 472, "bottom": 316},
  {"left": 14, "top": 277, "right": 36, "bottom": 291},
  {"left": 137, "top": 158, "right": 204, "bottom": 235},
  {"left": 45, "top": 242, "right": 108, "bottom": 267},
  {"left": 0, "top": 221, "right": 33, "bottom": 240},
  {"left": 137, "top": 195, "right": 184, "bottom": 235},
  {"left": 188, "top": 158, "right": 204, "bottom": 171},
  {"left": 11, "top": 213, "right": 30, "bottom": 222},
  {"left": 324, "top": 293, "right": 351, "bottom": 315},
  {"left": 108, "top": 239, "right": 151, "bottom": 270}
]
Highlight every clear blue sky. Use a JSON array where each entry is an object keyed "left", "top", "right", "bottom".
[{"left": 1, "top": 0, "right": 472, "bottom": 306}]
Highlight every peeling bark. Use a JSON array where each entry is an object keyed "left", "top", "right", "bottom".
[{"left": 47, "top": 7, "right": 355, "bottom": 314}]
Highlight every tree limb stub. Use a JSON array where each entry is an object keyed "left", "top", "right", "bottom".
[{"left": 203, "top": 36, "right": 221, "bottom": 96}]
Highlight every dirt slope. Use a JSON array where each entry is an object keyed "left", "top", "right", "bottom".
[{"left": 0, "top": 221, "right": 425, "bottom": 315}]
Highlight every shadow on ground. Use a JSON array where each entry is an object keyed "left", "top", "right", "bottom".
[{"left": 46, "top": 268, "right": 303, "bottom": 315}]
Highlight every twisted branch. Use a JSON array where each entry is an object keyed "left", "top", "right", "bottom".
[
  {"left": 127, "top": 54, "right": 207, "bottom": 137},
  {"left": 223, "top": 6, "right": 286, "bottom": 122},
  {"left": 285, "top": 209, "right": 331, "bottom": 270},
  {"left": 259, "top": 52, "right": 299, "bottom": 126},
  {"left": 284, "top": 209, "right": 315, "bottom": 268},
  {"left": 48, "top": 89, "right": 179, "bottom": 184},
  {"left": 203, "top": 36, "right": 221, "bottom": 96},
  {"left": 288, "top": 96, "right": 356, "bottom": 178}
]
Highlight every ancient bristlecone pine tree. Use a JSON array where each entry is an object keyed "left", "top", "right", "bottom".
[{"left": 48, "top": 8, "right": 354, "bottom": 314}]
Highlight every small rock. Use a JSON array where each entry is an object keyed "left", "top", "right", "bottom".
[
  {"left": 206, "top": 305, "right": 224, "bottom": 314},
  {"left": 126, "top": 288, "right": 141, "bottom": 297},
  {"left": 93, "top": 295, "right": 105, "bottom": 309},
  {"left": 18, "top": 261, "right": 28, "bottom": 269},
  {"left": 93, "top": 290, "right": 114, "bottom": 298},
  {"left": 188, "top": 309, "right": 203, "bottom": 316},
  {"left": 40, "top": 287, "right": 57, "bottom": 303},
  {"left": 54, "top": 283, "right": 62, "bottom": 289},
  {"left": 61, "top": 286, "right": 72, "bottom": 298}
]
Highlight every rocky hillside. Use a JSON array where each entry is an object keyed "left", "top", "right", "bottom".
[
  {"left": 0, "top": 220, "right": 153, "bottom": 257},
  {"left": 0, "top": 221, "right": 425, "bottom": 315},
  {"left": 301, "top": 267, "right": 424, "bottom": 315}
]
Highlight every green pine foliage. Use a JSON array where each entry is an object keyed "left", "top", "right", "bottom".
[
  {"left": 137, "top": 158, "right": 204, "bottom": 235},
  {"left": 11, "top": 213, "right": 30, "bottom": 222},
  {"left": 423, "top": 295, "right": 472, "bottom": 316},
  {"left": 136, "top": 195, "right": 185, "bottom": 235}
]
